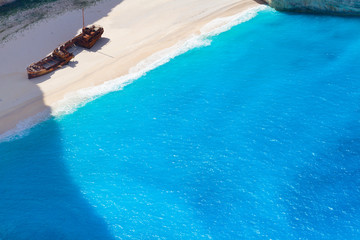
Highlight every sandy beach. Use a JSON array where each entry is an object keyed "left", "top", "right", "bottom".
[{"left": 0, "top": 0, "right": 263, "bottom": 138}]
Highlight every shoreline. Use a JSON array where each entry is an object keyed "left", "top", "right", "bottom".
[{"left": 0, "top": 0, "right": 263, "bottom": 140}]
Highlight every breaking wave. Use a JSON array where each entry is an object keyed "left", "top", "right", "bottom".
[
  {"left": 52, "top": 5, "right": 268, "bottom": 116},
  {"left": 0, "top": 5, "right": 268, "bottom": 142}
]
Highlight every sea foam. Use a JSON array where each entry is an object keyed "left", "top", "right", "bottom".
[
  {"left": 0, "top": 5, "right": 267, "bottom": 142},
  {"left": 52, "top": 5, "right": 268, "bottom": 116},
  {"left": 0, "top": 109, "right": 51, "bottom": 142}
]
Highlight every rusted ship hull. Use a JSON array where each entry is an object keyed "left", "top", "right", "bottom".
[
  {"left": 27, "top": 25, "right": 104, "bottom": 79},
  {"left": 27, "top": 55, "right": 74, "bottom": 79},
  {"left": 76, "top": 25, "right": 104, "bottom": 49}
]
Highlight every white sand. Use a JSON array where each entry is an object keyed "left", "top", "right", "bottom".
[{"left": 0, "top": 0, "right": 262, "bottom": 137}]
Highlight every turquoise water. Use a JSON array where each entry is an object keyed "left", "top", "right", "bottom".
[{"left": 2, "top": 9, "right": 360, "bottom": 239}]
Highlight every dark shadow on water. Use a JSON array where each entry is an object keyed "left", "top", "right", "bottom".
[
  {"left": 0, "top": 1, "right": 125, "bottom": 239},
  {"left": 0, "top": 119, "right": 115, "bottom": 239},
  {"left": 283, "top": 122, "right": 360, "bottom": 239}
]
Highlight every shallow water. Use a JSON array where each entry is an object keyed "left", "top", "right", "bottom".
[{"left": 1, "top": 9, "right": 360, "bottom": 239}]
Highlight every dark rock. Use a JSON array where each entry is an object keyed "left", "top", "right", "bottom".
[{"left": 263, "top": 0, "right": 360, "bottom": 15}]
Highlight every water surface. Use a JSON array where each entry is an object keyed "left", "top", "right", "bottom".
[{"left": 1, "top": 9, "right": 360, "bottom": 239}]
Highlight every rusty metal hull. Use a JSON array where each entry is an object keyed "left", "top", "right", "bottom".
[
  {"left": 27, "top": 55, "right": 74, "bottom": 79},
  {"left": 27, "top": 25, "right": 104, "bottom": 79}
]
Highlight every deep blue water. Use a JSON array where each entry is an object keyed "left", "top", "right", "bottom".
[{"left": 2, "top": 9, "right": 360, "bottom": 239}]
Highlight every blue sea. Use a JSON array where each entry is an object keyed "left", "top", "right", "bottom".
[{"left": 2, "top": 7, "right": 360, "bottom": 240}]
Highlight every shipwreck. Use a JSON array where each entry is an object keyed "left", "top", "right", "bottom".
[{"left": 27, "top": 10, "right": 104, "bottom": 79}]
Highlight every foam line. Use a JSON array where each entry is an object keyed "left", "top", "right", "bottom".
[
  {"left": 0, "top": 109, "right": 51, "bottom": 143},
  {"left": 52, "top": 5, "right": 268, "bottom": 116},
  {"left": 1, "top": 5, "right": 268, "bottom": 142}
]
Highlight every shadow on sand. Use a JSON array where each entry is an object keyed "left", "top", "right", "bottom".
[
  {"left": 0, "top": 0, "right": 125, "bottom": 238},
  {"left": 32, "top": 37, "right": 111, "bottom": 84}
]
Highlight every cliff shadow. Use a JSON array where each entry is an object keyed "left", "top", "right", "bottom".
[
  {"left": 31, "top": 37, "right": 111, "bottom": 84},
  {"left": 0, "top": 119, "right": 115, "bottom": 239},
  {"left": 0, "top": 0, "right": 125, "bottom": 239},
  {"left": 20, "top": 0, "right": 122, "bottom": 83}
]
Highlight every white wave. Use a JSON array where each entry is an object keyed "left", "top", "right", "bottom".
[
  {"left": 200, "top": 5, "right": 268, "bottom": 36},
  {"left": 52, "top": 5, "right": 267, "bottom": 117},
  {"left": 0, "top": 109, "right": 51, "bottom": 143},
  {"left": 1, "top": 5, "right": 267, "bottom": 142}
]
